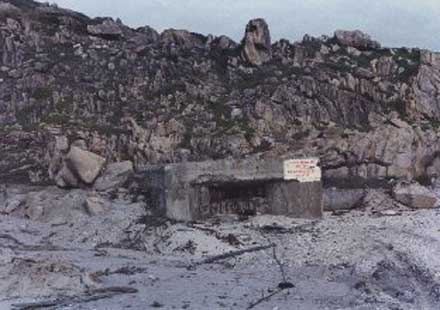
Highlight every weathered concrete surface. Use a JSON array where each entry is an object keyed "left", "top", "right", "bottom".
[
  {"left": 267, "top": 181, "right": 322, "bottom": 218},
  {"left": 323, "top": 188, "right": 366, "bottom": 211},
  {"left": 142, "top": 158, "right": 323, "bottom": 221}
]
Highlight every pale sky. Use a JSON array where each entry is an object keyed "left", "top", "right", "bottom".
[{"left": 52, "top": 0, "right": 440, "bottom": 50}]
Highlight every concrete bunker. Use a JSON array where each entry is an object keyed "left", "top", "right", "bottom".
[{"left": 142, "top": 158, "right": 323, "bottom": 221}]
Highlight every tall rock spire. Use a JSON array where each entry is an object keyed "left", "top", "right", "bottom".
[{"left": 241, "top": 18, "right": 272, "bottom": 66}]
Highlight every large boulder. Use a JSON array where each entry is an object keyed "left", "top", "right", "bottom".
[
  {"left": 392, "top": 182, "right": 440, "bottom": 209},
  {"left": 65, "top": 146, "right": 105, "bottom": 185},
  {"left": 334, "top": 30, "right": 380, "bottom": 50},
  {"left": 94, "top": 161, "right": 134, "bottom": 191},
  {"left": 241, "top": 18, "right": 272, "bottom": 66}
]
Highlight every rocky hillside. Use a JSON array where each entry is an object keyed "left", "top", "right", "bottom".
[{"left": 1, "top": 0, "right": 440, "bottom": 186}]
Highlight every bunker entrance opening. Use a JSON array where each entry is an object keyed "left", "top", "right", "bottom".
[{"left": 195, "top": 180, "right": 275, "bottom": 217}]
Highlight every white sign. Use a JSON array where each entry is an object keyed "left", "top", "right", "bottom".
[{"left": 283, "top": 158, "right": 321, "bottom": 182}]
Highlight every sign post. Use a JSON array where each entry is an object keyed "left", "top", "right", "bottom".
[{"left": 283, "top": 158, "right": 321, "bottom": 183}]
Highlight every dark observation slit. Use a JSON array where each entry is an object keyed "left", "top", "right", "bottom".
[{"left": 197, "top": 181, "right": 273, "bottom": 217}]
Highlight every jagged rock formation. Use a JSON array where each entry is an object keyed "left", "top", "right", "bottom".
[
  {"left": 241, "top": 18, "right": 272, "bottom": 66},
  {"left": 334, "top": 30, "right": 381, "bottom": 50},
  {"left": 0, "top": 0, "right": 440, "bottom": 188}
]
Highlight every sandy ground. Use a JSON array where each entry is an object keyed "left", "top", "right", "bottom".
[{"left": 1, "top": 190, "right": 440, "bottom": 309}]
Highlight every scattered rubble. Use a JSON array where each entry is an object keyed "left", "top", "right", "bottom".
[{"left": 0, "top": 184, "right": 439, "bottom": 309}]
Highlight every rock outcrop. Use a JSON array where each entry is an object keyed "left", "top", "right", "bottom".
[
  {"left": 241, "top": 18, "right": 272, "bottom": 66},
  {"left": 321, "top": 121, "right": 440, "bottom": 181},
  {"left": 87, "top": 19, "right": 124, "bottom": 38},
  {"left": 160, "top": 29, "right": 206, "bottom": 49},
  {"left": 0, "top": 0, "right": 439, "bottom": 191},
  {"left": 334, "top": 30, "right": 381, "bottom": 50}
]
